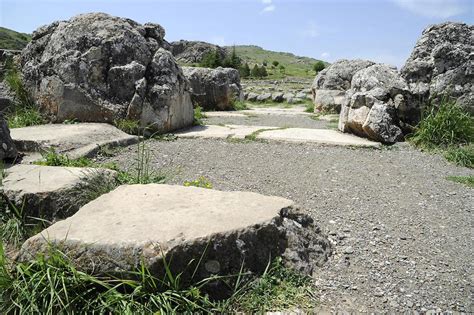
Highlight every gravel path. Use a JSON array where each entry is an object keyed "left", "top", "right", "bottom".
[
  {"left": 101, "top": 139, "right": 473, "bottom": 313},
  {"left": 203, "top": 113, "right": 330, "bottom": 129}
]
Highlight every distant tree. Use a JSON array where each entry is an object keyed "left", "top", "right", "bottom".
[
  {"left": 313, "top": 61, "right": 326, "bottom": 73},
  {"left": 258, "top": 65, "right": 268, "bottom": 77},
  {"left": 223, "top": 45, "right": 242, "bottom": 69},
  {"left": 200, "top": 49, "right": 223, "bottom": 68},
  {"left": 251, "top": 64, "right": 260, "bottom": 77},
  {"left": 272, "top": 60, "right": 279, "bottom": 67},
  {"left": 239, "top": 62, "right": 250, "bottom": 78}
]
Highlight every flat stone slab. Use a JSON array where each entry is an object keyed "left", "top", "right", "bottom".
[
  {"left": 257, "top": 128, "right": 380, "bottom": 147},
  {"left": 176, "top": 124, "right": 279, "bottom": 139},
  {"left": 2, "top": 164, "right": 116, "bottom": 222},
  {"left": 177, "top": 124, "right": 380, "bottom": 147},
  {"left": 19, "top": 184, "right": 331, "bottom": 285},
  {"left": 203, "top": 106, "right": 311, "bottom": 118},
  {"left": 10, "top": 123, "right": 138, "bottom": 159},
  {"left": 204, "top": 111, "right": 247, "bottom": 118}
]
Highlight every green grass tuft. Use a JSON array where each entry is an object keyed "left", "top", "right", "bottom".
[
  {"left": 443, "top": 144, "right": 474, "bottom": 168},
  {"left": 114, "top": 119, "right": 140, "bottom": 135},
  {"left": 35, "top": 149, "right": 94, "bottom": 167},
  {"left": 232, "top": 100, "right": 248, "bottom": 111},
  {"left": 446, "top": 175, "right": 474, "bottom": 188},
  {"left": 410, "top": 99, "right": 473, "bottom": 149}
]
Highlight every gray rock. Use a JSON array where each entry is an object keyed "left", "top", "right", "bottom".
[
  {"left": 0, "top": 114, "right": 17, "bottom": 160},
  {"left": 401, "top": 22, "right": 474, "bottom": 115},
  {"left": 283, "top": 93, "right": 295, "bottom": 102},
  {"left": 2, "top": 164, "right": 116, "bottom": 222},
  {"left": 19, "top": 184, "right": 331, "bottom": 287},
  {"left": 19, "top": 13, "right": 193, "bottom": 132},
  {"left": 182, "top": 66, "right": 243, "bottom": 110},
  {"left": 10, "top": 123, "right": 138, "bottom": 159},
  {"left": 257, "top": 93, "right": 272, "bottom": 102},
  {"left": 312, "top": 59, "right": 375, "bottom": 112},
  {"left": 247, "top": 92, "right": 258, "bottom": 102},
  {"left": 339, "top": 64, "right": 408, "bottom": 143},
  {"left": 0, "top": 49, "right": 20, "bottom": 111},
  {"left": 170, "top": 40, "right": 227, "bottom": 64},
  {"left": 272, "top": 92, "right": 284, "bottom": 103}
]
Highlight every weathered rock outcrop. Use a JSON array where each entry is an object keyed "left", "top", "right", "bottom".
[
  {"left": 19, "top": 13, "right": 193, "bottom": 132},
  {"left": 170, "top": 40, "right": 227, "bottom": 64},
  {"left": 312, "top": 59, "right": 375, "bottom": 113},
  {"left": 401, "top": 22, "right": 473, "bottom": 115},
  {"left": 339, "top": 64, "right": 410, "bottom": 143},
  {"left": 0, "top": 49, "right": 20, "bottom": 111},
  {"left": 182, "top": 66, "right": 243, "bottom": 110},
  {"left": 0, "top": 114, "right": 17, "bottom": 160},
  {"left": 19, "top": 184, "right": 331, "bottom": 288}
]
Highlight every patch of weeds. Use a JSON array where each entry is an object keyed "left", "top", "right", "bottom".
[
  {"left": 409, "top": 99, "right": 473, "bottom": 167},
  {"left": 410, "top": 99, "right": 473, "bottom": 149},
  {"left": 34, "top": 149, "right": 94, "bottom": 167},
  {"left": 193, "top": 105, "right": 206, "bottom": 126},
  {"left": 114, "top": 119, "right": 140, "bottom": 135},
  {"left": 62, "top": 118, "right": 79, "bottom": 125},
  {"left": 183, "top": 176, "right": 213, "bottom": 189},
  {"left": 4, "top": 61, "right": 44, "bottom": 128},
  {"left": 327, "top": 118, "right": 339, "bottom": 130},
  {"left": 226, "top": 258, "right": 316, "bottom": 312},
  {"left": 304, "top": 101, "right": 314, "bottom": 113},
  {"left": 446, "top": 175, "right": 474, "bottom": 188},
  {"left": 443, "top": 144, "right": 473, "bottom": 168},
  {"left": 153, "top": 133, "right": 178, "bottom": 142},
  {"left": 231, "top": 100, "right": 248, "bottom": 111}
]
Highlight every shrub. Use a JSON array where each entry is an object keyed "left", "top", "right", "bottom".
[
  {"left": 313, "top": 61, "right": 325, "bottom": 73},
  {"left": 239, "top": 63, "right": 250, "bottom": 78},
  {"left": 232, "top": 100, "right": 248, "bottom": 111},
  {"left": 410, "top": 99, "right": 473, "bottom": 149},
  {"left": 200, "top": 49, "right": 223, "bottom": 68},
  {"left": 272, "top": 61, "right": 279, "bottom": 67},
  {"left": 193, "top": 105, "right": 205, "bottom": 126}
]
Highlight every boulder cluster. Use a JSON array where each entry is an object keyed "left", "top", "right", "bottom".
[{"left": 312, "top": 22, "right": 473, "bottom": 143}]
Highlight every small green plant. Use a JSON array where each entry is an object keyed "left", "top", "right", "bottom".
[
  {"left": 446, "top": 175, "right": 474, "bottom": 188},
  {"left": 35, "top": 149, "right": 93, "bottom": 167},
  {"left": 5, "top": 107, "right": 44, "bottom": 129},
  {"left": 115, "top": 119, "right": 140, "bottom": 135},
  {"left": 193, "top": 105, "right": 205, "bottom": 126},
  {"left": 183, "top": 176, "right": 213, "bottom": 189}
]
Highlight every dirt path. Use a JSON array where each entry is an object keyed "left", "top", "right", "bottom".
[{"left": 101, "top": 113, "right": 473, "bottom": 313}]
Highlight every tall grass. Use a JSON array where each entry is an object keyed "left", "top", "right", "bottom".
[
  {"left": 4, "top": 62, "right": 44, "bottom": 128},
  {"left": 193, "top": 105, "right": 205, "bottom": 126},
  {"left": 410, "top": 99, "right": 473, "bottom": 149},
  {"left": 410, "top": 99, "right": 473, "bottom": 168},
  {"left": 0, "top": 243, "right": 315, "bottom": 313}
]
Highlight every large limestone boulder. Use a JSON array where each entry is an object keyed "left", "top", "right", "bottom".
[
  {"left": 0, "top": 114, "right": 17, "bottom": 160},
  {"left": 339, "top": 64, "right": 409, "bottom": 143},
  {"left": 311, "top": 59, "right": 375, "bottom": 113},
  {"left": 170, "top": 40, "right": 227, "bottom": 64},
  {"left": 401, "top": 22, "right": 473, "bottom": 115},
  {"left": 1, "top": 164, "right": 116, "bottom": 222},
  {"left": 19, "top": 13, "right": 193, "bottom": 132},
  {"left": 19, "top": 184, "right": 331, "bottom": 287},
  {"left": 182, "top": 66, "right": 243, "bottom": 110}
]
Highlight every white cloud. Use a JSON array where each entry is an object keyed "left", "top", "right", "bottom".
[
  {"left": 321, "top": 52, "right": 330, "bottom": 58},
  {"left": 261, "top": 4, "right": 276, "bottom": 13},
  {"left": 302, "top": 21, "right": 319, "bottom": 38},
  {"left": 391, "top": 0, "right": 469, "bottom": 18},
  {"left": 262, "top": 0, "right": 272, "bottom": 3}
]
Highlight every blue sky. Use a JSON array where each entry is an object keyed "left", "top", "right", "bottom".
[{"left": 1, "top": 0, "right": 472, "bottom": 67}]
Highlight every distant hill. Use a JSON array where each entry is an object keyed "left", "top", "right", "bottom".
[
  {"left": 226, "top": 45, "right": 327, "bottom": 78},
  {"left": 0, "top": 27, "right": 31, "bottom": 50}
]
